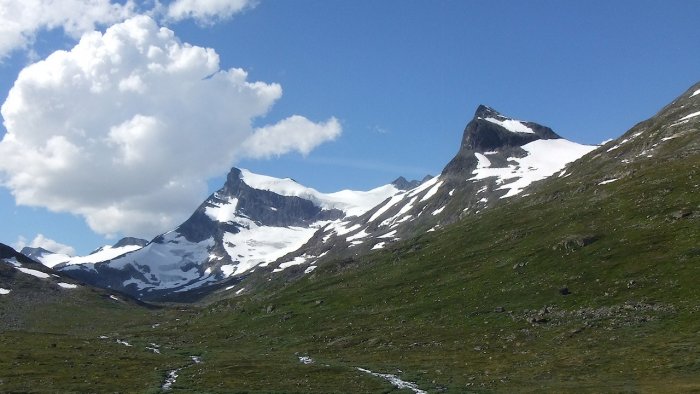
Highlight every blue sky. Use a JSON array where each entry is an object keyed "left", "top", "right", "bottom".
[{"left": 1, "top": 0, "right": 699, "bottom": 255}]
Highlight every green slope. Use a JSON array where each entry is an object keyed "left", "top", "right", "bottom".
[{"left": 1, "top": 83, "right": 698, "bottom": 392}]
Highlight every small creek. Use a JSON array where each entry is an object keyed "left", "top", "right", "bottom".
[{"left": 162, "top": 356, "right": 202, "bottom": 391}]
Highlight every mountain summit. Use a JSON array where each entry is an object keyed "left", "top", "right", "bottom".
[
  {"left": 249, "top": 106, "right": 597, "bottom": 282},
  {"left": 444, "top": 105, "right": 563, "bottom": 175},
  {"left": 58, "top": 168, "right": 401, "bottom": 300}
]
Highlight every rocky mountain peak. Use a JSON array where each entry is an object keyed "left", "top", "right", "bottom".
[
  {"left": 473, "top": 104, "right": 501, "bottom": 119},
  {"left": 443, "top": 106, "right": 562, "bottom": 175},
  {"left": 20, "top": 246, "right": 54, "bottom": 259},
  {"left": 391, "top": 176, "right": 424, "bottom": 190},
  {"left": 112, "top": 237, "right": 148, "bottom": 248},
  {"left": 465, "top": 105, "right": 561, "bottom": 152}
]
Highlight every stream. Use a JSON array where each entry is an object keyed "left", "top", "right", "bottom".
[{"left": 162, "top": 356, "right": 202, "bottom": 391}]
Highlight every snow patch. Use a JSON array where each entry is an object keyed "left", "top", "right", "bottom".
[
  {"left": 368, "top": 193, "right": 406, "bottom": 222},
  {"left": 346, "top": 229, "right": 370, "bottom": 242},
  {"left": 240, "top": 169, "right": 400, "bottom": 217},
  {"left": 419, "top": 179, "right": 443, "bottom": 202},
  {"left": 204, "top": 196, "right": 239, "bottom": 223},
  {"left": 469, "top": 139, "right": 596, "bottom": 198},
  {"left": 0, "top": 288, "right": 10, "bottom": 295},
  {"left": 474, "top": 152, "right": 491, "bottom": 168},
  {"left": 16, "top": 267, "right": 50, "bottom": 279},
  {"left": 298, "top": 356, "right": 314, "bottom": 365},
  {"left": 408, "top": 176, "right": 439, "bottom": 198},
  {"left": 109, "top": 232, "right": 214, "bottom": 291},
  {"left": 661, "top": 135, "right": 680, "bottom": 141},
  {"left": 222, "top": 224, "right": 316, "bottom": 276},
  {"left": 371, "top": 242, "right": 386, "bottom": 250},
  {"left": 677, "top": 110, "right": 700, "bottom": 122},
  {"left": 116, "top": 339, "right": 132, "bottom": 347},
  {"left": 57, "top": 282, "right": 78, "bottom": 289},
  {"left": 691, "top": 88, "right": 700, "bottom": 98},
  {"left": 482, "top": 117, "right": 535, "bottom": 134},
  {"left": 598, "top": 178, "right": 619, "bottom": 185},
  {"left": 304, "top": 265, "right": 317, "bottom": 274},
  {"left": 4, "top": 257, "right": 22, "bottom": 267},
  {"left": 380, "top": 196, "right": 418, "bottom": 227},
  {"left": 431, "top": 206, "right": 445, "bottom": 216},
  {"left": 378, "top": 230, "right": 397, "bottom": 239},
  {"left": 273, "top": 256, "right": 309, "bottom": 273}
]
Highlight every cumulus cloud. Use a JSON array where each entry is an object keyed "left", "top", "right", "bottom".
[
  {"left": 166, "top": 0, "right": 256, "bottom": 24},
  {"left": 0, "top": 0, "right": 257, "bottom": 60},
  {"left": 0, "top": 15, "right": 341, "bottom": 238},
  {"left": 0, "top": 0, "right": 136, "bottom": 60},
  {"left": 15, "top": 234, "right": 76, "bottom": 256}
]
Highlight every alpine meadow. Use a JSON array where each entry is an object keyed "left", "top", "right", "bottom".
[{"left": 0, "top": 1, "right": 699, "bottom": 393}]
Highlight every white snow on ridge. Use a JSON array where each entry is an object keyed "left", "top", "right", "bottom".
[
  {"left": 432, "top": 206, "right": 446, "bottom": 216},
  {"left": 368, "top": 193, "right": 407, "bottom": 223},
  {"left": 408, "top": 176, "right": 439, "bottom": 198},
  {"left": 346, "top": 229, "right": 370, "bottom": 242},
  {"left": 678, "top": 111, "right": 700, "bottom": 122},
  {"left": 32, "top": 252, "right": 71, "bottom": 268},
  {"left": 16, "top": 267, "right": 51, "bottom": 279},
  {"left": 371, "top": 242, "right": 386, "bottom": 250},
  {"left": 4, "top": 257, "right": 21, "bottom": 267},
  {"left": 304, "top": 266, "right": 317, "bottom": 274},
  {"left": 273, "top": 256, "right": 309, "bottom": 273},
  {"left": 483, "top": 117, "right": 535, "bottom": 134},
  {"left": 63, "top": 244, "right": 143, "bottom": 266},
  {"left": 240, "top": 169, "right": 400, "bottom": 217},
  {"left": 470, "top": 139, "right": 596, "bottom": 198},
  {"left": 204, "top": 196, "right": 239, "bottom": 223},
  {"left": 0, "top": 288, "right": 10, "bottom": 295},
  {"left": 222, "top": 224, "right": 318, "bottom": 276},
  {"left": 378, "top": 230, "right": 397, "bottom": 239},
  {"left": 691, "top": 89, "right": 700, "bottom": 98},
  {"left": 109, "top": 232, "right": 214, "bottom": 291},
  {"left": 474, "top": 153, "right": 491, "bottom": 168},
  {"left": 420, "top": 180, "right": 444, "bottom": 202},
  {"left": 598, "top": 178, "right": 619, "bottom": 185},
  {"left": 57, "top": 282, "right": 78, "bottom": 289}
]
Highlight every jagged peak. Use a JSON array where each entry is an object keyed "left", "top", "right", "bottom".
[
  {"left": 391, "top": 176, "right": 424, "bottom": 190},
  {"left": 442, "top": 106, "right": 562, "bottom": 175},
  {"left": 20, "top": 246, "right": 54, "bottom": 256},
  {"left": 113, "top": 237, "right": 148, "bottom": 249},
  {"left": 474, "top": 104, "right": 501, "bottom": 119}
]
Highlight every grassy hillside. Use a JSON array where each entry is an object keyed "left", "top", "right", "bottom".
[{"left": 0, "top": 84, "right": 698, "bottom": 392}]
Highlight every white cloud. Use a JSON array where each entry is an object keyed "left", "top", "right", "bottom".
[
  {"left": 0, "top": 0, "right": 136, "bottom": 60},
  {"left": 0, "top": 15, "right": 340, "bottom": 238},
  {"left": 244, "top": 115, "right": 342, "bottom": 158},
  {"left": 15, "top": 234, "right": 76, "bottom": 256},
  {"left": 166, "top": 0, "right": 255, "bottom": 24},
  {"left": 0, "top": 0, "right": 257, "bottom": 60}
]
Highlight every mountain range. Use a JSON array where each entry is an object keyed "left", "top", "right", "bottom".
[
  {"left": 1, "top": 81, "right": 698, "bottom": 392},
  {"left": 35, "top": 104, "right": 597, "bottom": 301}
]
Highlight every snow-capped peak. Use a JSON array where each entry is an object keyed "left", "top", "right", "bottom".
[{"left": 239, "top": 168, "right": 400, "bottom": 217}]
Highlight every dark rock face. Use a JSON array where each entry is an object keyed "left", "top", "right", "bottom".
[
  {"left": 2, "top": 244, "right": 55, "bottom": 273},
  {"left": 391, "top": 176, "right": 425, "bottom": 191},
  {"left": 443, "top": 105, "right": 561, "bottom": 176},
  {"left": 113, "top": 237, "right": 148, "bottom": 248},
  {"left": 59, "top": 167, "right": 350, "bottom": 301},
  {"left": 177, "top": 167, "right": 344, "bottom": 243},
  {"left": 19, "top": 247, "right": 55, "bottom": 261}
]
